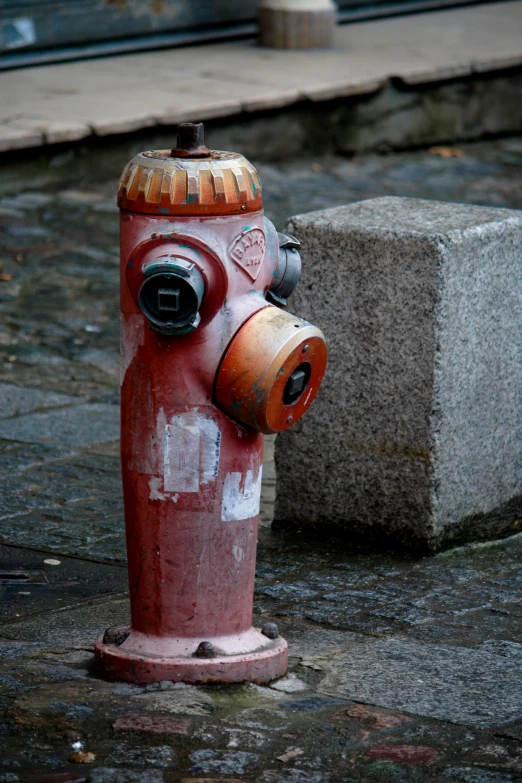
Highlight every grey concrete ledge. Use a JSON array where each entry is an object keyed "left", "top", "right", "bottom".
[{"left": 1, "top": 1, "right": 521, "bottom": 153}]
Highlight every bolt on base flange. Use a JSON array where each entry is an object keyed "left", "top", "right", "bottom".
[
  {"left": 258, "top": 0, "right": 337, "bottom": 49},
  {"left": 94, "top": 628, "right": 288, "bottom": 685}
]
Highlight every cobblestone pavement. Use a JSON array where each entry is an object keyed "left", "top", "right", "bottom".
[{"left": 0, "top": 137, "right": 522, "bottom": 781}]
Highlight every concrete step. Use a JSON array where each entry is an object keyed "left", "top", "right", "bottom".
[{"left": 1, "top": 1, "right": 521, "bottom": 153}]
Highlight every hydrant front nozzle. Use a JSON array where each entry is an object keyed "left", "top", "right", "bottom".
[
  {"left": 138, "top": 257, "right": 205, "bottom": 335},
  {"left": 171, "top": 122, "right": 211, "bottom": 159}
]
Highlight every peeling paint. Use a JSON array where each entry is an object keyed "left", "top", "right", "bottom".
[
  {"left": 148, "top": 476, "right": 166, "bottom": 501},
  {"left": 164, "top": 412, "right": 220, "bottom": 493},
  {"left": 232, "top": 545, "right": 244, "bottom": 562},
  {"left": 120, "top": 313, "right": 144, "bottom": 385},
  {"left": 222, "top": 468, "right": 263, "bottom": 522}
]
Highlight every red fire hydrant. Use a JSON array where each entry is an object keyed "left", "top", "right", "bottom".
[{"left": 95, "top": 123, "right": 327, "bottom": 684}]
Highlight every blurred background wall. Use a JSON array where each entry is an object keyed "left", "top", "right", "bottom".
[{"left": 0, "top": 0, "right": 501, "bottom": 68}]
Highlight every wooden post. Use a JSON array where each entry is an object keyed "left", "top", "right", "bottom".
[{"left": 258, "top": 0, "right": 337, "bottom": 49}]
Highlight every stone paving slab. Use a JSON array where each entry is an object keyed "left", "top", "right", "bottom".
[
  {"left": 0, "top": 2, "right": 521, "bottom": 151},
  {"left": 0, "top": 595, "right": 130, "bottom": 647},
  {"left": 318, "top": 637, "right": 522, "bottom": 728},
  {"left": 0, "top": 137, "right": 522, "bottom": 780},
  {"left": 3, "top": 546, "right": 522, "bottom": 780},
  {"left": 0, "top": 543, "right": 127, "bottom": 626},
  {"left": 0, "top": 402, "right": 119, "bottom": 447},
  {"left": 0, "top": 382, "right": 77, "bottom": 419}
]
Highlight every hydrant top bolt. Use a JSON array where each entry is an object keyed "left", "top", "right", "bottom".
[
  {"left": 171, "top": 122, "right": 211, "bottom": 159},
  {"left": 262, "top": 622, "right": 279, "bottom": 640},
  {"left": 195, "top": 641, "right": 216, "bottom": 659}
]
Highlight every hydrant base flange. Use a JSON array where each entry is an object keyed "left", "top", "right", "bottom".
[{"left": 94, "top": 630, "right": 288, "bottom": 685}]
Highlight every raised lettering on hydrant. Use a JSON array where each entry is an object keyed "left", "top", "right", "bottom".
[{"left": 94, "top": 123, "right": 327, "bottom": 684}]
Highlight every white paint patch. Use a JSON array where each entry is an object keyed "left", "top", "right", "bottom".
[
  {"left": 151, "top": 407, "right": 168, "bottom": 474},
  {"left": 199, "top": 416, "right": 222, "bottom": 486},
  {"left": 128, "top": 404, "right": 165, "bottom": 475},
  {"left": 3, "top": 18, "right": 36, "bottom": 50},
  {"left": 222, "top": 468, "right": 263, "bottom": 522},
  {"left": 149, "top": 476, "right": 166, "bottom": 501},
  {"left": 43, "top": 559, "right": 61, "bottom": 566},
  {"left": 120, "top": 313, "right": 144, "bottom": 385},
  {"left": 232, "top": 545, "right": 244, "bottom": 562},
  {"left": 165, "top": 419, "right": 200, "bottom": 493},
  {"left": 164, "top": 412, "right": 221, "bottom": 493}
]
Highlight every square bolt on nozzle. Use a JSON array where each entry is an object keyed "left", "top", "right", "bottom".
[
  {"left": 287, "top": 369, "right": 306, "bottom": 397},
  {"left": 158, "top": 287, "right": 181, "bottom": 312}
]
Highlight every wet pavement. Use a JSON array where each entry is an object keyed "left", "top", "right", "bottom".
[{"left": 1, "top": 135, "right": 522, "bottom": 781}]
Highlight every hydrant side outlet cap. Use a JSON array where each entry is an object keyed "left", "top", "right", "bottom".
[
  {"left": 215, "top": 307, "right": 328, "bottom": 434},
  {"left": 268, "top": 233, "right": 302, "bottom": 306},
  {"left": 118, "top": 123, "right": 263, "bottom": 217}
]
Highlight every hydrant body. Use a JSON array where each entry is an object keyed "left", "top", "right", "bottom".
[{"left": 95, "top": 126, "right": 327, "bottom": 684}]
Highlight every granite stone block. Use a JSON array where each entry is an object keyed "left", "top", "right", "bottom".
[{"left": 275, "top": 197, "right": 522, "bottom": 550}]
